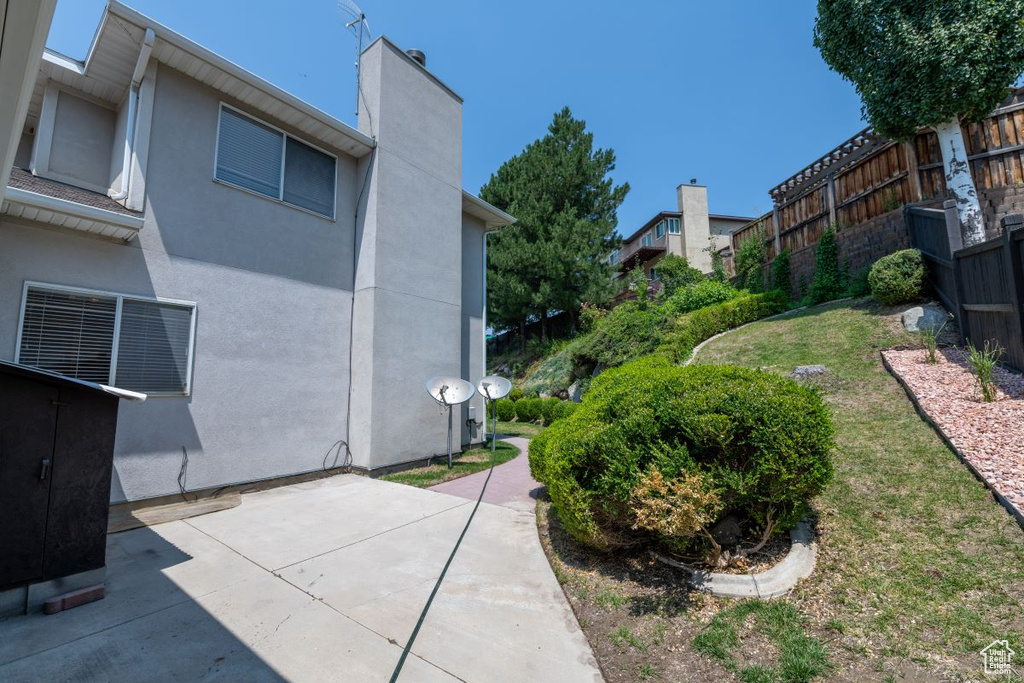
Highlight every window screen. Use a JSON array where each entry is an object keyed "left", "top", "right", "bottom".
[
  {"left": 115, "top": 300, "right": 193, "bottom": 394},
  {"left": 216, "top": 107, "right": 283, "bottom": 199},
  {"left": 18, "top": 288, "right": 116, "bottom": 384},
  {"left": 284, "top": 137, "right": 336, "bottom": 217}
]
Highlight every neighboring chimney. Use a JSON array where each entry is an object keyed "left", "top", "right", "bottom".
[
  {"left": 677, "top": 183, "right": 713, "bottom": 273},
  {"left": 406, "top": 49, "right": 426, "bottom": 67}
]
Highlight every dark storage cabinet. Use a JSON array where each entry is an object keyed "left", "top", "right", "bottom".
[{"left": 0, "top": 362, "right": 120, "bottom": 592}]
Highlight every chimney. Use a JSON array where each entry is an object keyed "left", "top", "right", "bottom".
[{"left": 406, "top": 49, "right": 426, "bottom": 67}]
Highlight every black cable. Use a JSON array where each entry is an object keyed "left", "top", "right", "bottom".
[
  {"left": 177, "top": 446, "right": 193, "bottom": 502},
  {"left": 388, "top": 446, "right": 498, "bottom": 682},
  {"left": 322, "top": 439, "right": 352, "bottom": 471}
]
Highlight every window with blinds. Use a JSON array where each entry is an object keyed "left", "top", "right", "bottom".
[
  {"left": 17, "top": 285, "right": 196, "bottom": 395},
  {"left": 215, "top": 105, "right": 336, "bottom": 218}
]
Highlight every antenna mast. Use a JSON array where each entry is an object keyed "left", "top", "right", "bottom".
[{"left": 338, "top": 1, "right": 371, "bottom": 117}]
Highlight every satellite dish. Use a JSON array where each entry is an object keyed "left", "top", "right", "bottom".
[
  {"left": 477, "top": 375, "right": 512, "bottom": 401},
  {"left": 337, "top": 0, "right": 372, "bottom": 117},
  {"left": 426, "top": 377, "right": 475, "bottom": 469},
  {"left": 426, "top": 377, "right": 475, "bottom": 407},
  {"left": 477, "top": 375, "right": 511, "bottom": 453}
]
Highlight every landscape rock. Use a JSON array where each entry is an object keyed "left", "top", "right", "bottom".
[
  {"left": 902, "top": 304, "right": 949, "bottom": 333},
  {"left": 709, "top": 515, "right": 742, "bottom": 547},
  {"left": 791, "top": 365, "right": 828, "bottom": 379},
  {"left": 567, "top": 381, "right": 583, "bottom": 403}
]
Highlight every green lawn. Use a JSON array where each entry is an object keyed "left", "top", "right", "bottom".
[
  {"left": 695, "top": 299, "right": 1024, "bottom": 679},
  {"left": 492, "top": 420, "right": 546, "bottom": 438},
  {"left": 380, "top": 440, "right": 520, "bottom": 488},
  {"left": 538, "top": 299, "right": 1024, "bottom": 682}
]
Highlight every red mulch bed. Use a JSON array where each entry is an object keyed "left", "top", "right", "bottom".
[{"left": 882, "top": 347, "right": 1024, "bottom": 517}]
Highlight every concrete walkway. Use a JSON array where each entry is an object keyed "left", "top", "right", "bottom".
[
  {"left": 0, "top": 458, "right": 602, "bottom": 682},
  {"left": 429, "top": 437, "right": 542, "bottom": 514}
]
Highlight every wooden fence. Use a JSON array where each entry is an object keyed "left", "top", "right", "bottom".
[
  {"left": 909, "top": 210, "right": 1024, "bottom": 371},
  {"left": 730, "top": 88, "right": 1024, "bottom": 261}
]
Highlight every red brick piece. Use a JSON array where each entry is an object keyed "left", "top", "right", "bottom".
[{"left": 43, "top": 584, "right": 106, "bottom": 615}]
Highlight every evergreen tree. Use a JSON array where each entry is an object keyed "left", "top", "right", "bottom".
[{"left": 480, "top": 108, "right": 629, "bottom": 338}]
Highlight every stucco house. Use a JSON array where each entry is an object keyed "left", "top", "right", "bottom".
[
  {"left": 610, "top": 182, "right": 752, "bottom": 294},
  {"left": 0, "top": 2, "right": 513, "bottom": 505}
]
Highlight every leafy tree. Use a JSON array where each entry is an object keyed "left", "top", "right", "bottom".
[
  {"left": 811, "top": 225, "right": 844, "bottom": 303},
  {"left": 654, "top": 254, "right": 704, "bottom": 298},
  {"left": 734, "top": 227, "right": 767, "bottom": 292},
  {"left": 704, "top": 238, "right": 729, "bottom": 283},
  {"left": 814, "top": 0, "right": 1024, "bottom": 246},
  {"left": 481, "top": 108, "right": 629, "bottom": 338}
]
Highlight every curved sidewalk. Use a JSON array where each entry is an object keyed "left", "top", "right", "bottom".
[{"left": 428, "top": 436, "right": 541, "bottom": 513}]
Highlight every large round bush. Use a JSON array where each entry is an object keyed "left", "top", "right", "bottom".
[
  {"left": 528, "top": 357, "right": 834, "bottom": 551},
  {"left": 494, "top": 398, "right": 516, "bottom": 422},
  {"left": 514, "top": 397, "right": 543, "bottom": 423},
  {"left": 665, "top": 279, "right": 740, "bottom": 316},
  {"left": 868, "top": 249, "right": 925, "bottom": 305}
]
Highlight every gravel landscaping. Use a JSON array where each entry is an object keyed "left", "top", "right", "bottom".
[{"left": 882, "top": 347, "right": 1024, "bottom": 518}]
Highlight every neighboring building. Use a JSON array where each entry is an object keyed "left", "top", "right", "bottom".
[
  {"left": 0, "top": 2, "right": 513, "bottom": 504},
  {"left": 610, "top": 182, "right": 751, "bottom": 292}
]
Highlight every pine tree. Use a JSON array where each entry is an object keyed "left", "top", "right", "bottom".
[{"left": 480, "top": 108, "right": 629, "bottom": 338}]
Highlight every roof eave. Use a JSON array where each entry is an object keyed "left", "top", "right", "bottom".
[{"left": 462, "top": 191, "right": 515, "bottom": 230}]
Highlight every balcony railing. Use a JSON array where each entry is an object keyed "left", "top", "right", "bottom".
[{"left": 615, "top": 232, "right": 667, "bottom": 269}]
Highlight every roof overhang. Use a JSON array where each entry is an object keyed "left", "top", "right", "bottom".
[
  {"left": 462, "top": 191, "right": 515, "bottom": 230},
  {"left": 28, "top": 2, "right": 375, "bottom": 159},
  {"left": 2, "top": 186, "right": 144, "bottom": 241}
]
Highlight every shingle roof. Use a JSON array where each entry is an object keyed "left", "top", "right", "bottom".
[{"left": 7, "top": 167, "right": 142, "bottom": 217}]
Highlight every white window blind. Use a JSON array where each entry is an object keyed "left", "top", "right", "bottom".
[
  {"left": 17, "top": 285, "right": 196, "bottom": 395},
  {"left": 115, "top": 300, "right": 193, "bottom": 394},
  {"left": 216, "top": 107, "right": 283, "bottom": 199},
  {"left": 216, "top": 106, "right": 336, "bottom": 218},
  {"left": 18, "top": 288, "right": 116, "bottom": 384}
]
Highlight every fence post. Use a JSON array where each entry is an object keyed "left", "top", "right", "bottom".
[
  {"left": 903, "top": 141, "right": 923, "bottom": 202},
  {"left": 826, "top": 173, "right": 838, "bottom": 226},
  {"left": 943, "top": 199, "right": 963, "bottom": 253},
  {"left": 1001, "top": 214, "right": 1024, "bottom": 359},
  {"left": 771, "top": 204, "right": 782, "bottom": 255}
]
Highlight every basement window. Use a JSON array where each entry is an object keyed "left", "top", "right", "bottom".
[
  {"left": 16, "top": 284, "right": 196, "bottom": 396},
  {"left": 215, "top": 104, "right": 337, "bottom": 219}
]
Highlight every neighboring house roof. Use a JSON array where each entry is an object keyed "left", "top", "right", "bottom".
[
  {"left": 621, "top": 210, "right": 755, "bottom": 244},
  {"left": 462, "top": 191, "right": 515, "bottom": 229},
  {"left": 27, "top": 1, "right": 374, "bottom": 159}
]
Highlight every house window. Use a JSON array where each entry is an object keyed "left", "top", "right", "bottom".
[
  {"left": 641, "top": 232, "right": 653, "bottom": 247},
  {"left": 215, "top": 105, "right": 337, "bottom": 218},
  {"left": 17, "top": 284, "right": 196, "bottom": 395},
  {"left": 655, "top": 220, "right": 665, "bottom": 239},
  {"left": 668, "top": 217, "right": 681, "bottom": 234}
]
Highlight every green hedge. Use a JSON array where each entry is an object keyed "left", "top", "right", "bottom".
[
  {"left": 514, "top": 397, "right": 544, "bottom": 423},
  {"left": 570, "top": 301, "right": 670, "bottom": 376},
  {"left": 869, "top": 249, "right": 925, "bottom": 306},
  {"left": 664, "top": 280, "right": 741, "bottom": 317},
  {"left": 658, "top": 290, "right": 788, "bottom": 364},
  {"left": 528, "top": 357, "right": 835, "bottom": 551}
]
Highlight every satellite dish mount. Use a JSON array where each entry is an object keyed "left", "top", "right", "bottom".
[
  {"left": 426, "top": 377, "right": 476, "bottom": 469},
  {"left": 476, "top": 376, "right": 512, "bottom": 456}
]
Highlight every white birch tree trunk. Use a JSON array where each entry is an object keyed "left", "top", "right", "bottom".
[{"left": 935, "top": 116, "right": 986, "bottom": 246}]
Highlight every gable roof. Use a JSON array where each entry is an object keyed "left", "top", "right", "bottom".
[{"left": 28, "top": 2, "right": 374, "bottom": 159}]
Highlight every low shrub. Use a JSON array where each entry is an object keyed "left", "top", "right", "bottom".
[
  {"left": 494, "top": 398, "right": 516, "bottom": 422},
  {"left": 514, "top": 397, "right": 544, "bottom": 423},
  {"left": 508, "top": 387, "right": 524, "bottom": 402},
  {"left": 868, "top": 249, "right": 925, "bottom": 305},
  {"left": 811, "top": 225, "right": 845, "bottom": 303},
  {"left": 772, "top": 249, "right": 791, "bottom": 300},
  {"left": 846, "top": 267, "right": 871, "bottom": 297},
  {"left": 549, "top": 399, "right": 578, "bottom": 424},
  {"left": 539, "top": 397, "right": 563, "bottom": 424},
  {"left": 658, "top": 291, "right": 788, "bottom": 364},
  {"left": 664, "top": 279, "right": 740, "bottom": 316},
  {"left": 528, "top": 357, "right": 834, "bottom": 551},
  {"left": 570, "top": 301, "right": 669, "bottom": 376},
  {"left": 655, "top": 254, "right": 705, "bottom": 298}
]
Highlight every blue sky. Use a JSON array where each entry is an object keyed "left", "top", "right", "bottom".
[{"left": 47, "top": 0, "right": 866, "bottom": 232}]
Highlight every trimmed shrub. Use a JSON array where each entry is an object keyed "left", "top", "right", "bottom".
[
  {"left": 658, "top": 290, "right": 788, "bottom": 364},
  {"left": 539, "top": 397, "right": 563, "bottom": 424},
  {"left": 494, "top": 398, "right": 516, "bottom": 422},
  {"left": 550, "top": 400, "right": 578, "bottom": 423},
  {"left": 528, "top": 357, "right": 834, "bottom": 551},
  {"left": 664, "top": 279, "right": 740, "bottom": 316},
  {"left": 514, "top": 397, "right": 544, "bottom": 423},
  {"left": 846, "top": 267, "right": 871, "bottom": 297},
  {"left": 570, "top": 301, "right": 669, "bottom": 375},
  {"left": 868, "top": 249, "right": 925, "bottom": 305},
  {"left": 508, "top": 387, "right": 525, "bottom": 402},
  {"left": 772, "top": 249, "right": 791, "bottom": 300}
]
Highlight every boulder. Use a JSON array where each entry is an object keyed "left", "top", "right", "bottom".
[
  {"left": 791, "top": 365, "right": 828, "bottom": 379},
  {"left": 902, "top": 304, "right": 949, "bottom": 333},
  {"left": 567, "top": 381, "right": 583, "bottom": 403}
]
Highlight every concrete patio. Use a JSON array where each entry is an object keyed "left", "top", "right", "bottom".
[{"left": 0, "top": 469, "right": 602, "bottom": 682}]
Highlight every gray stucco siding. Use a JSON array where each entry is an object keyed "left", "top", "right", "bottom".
[
  {"left": 48, "top": 90, "right": 115, "bottom": 190},
  {"left": 460, "top": 213, "right": 486, "bottom": 445}
]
